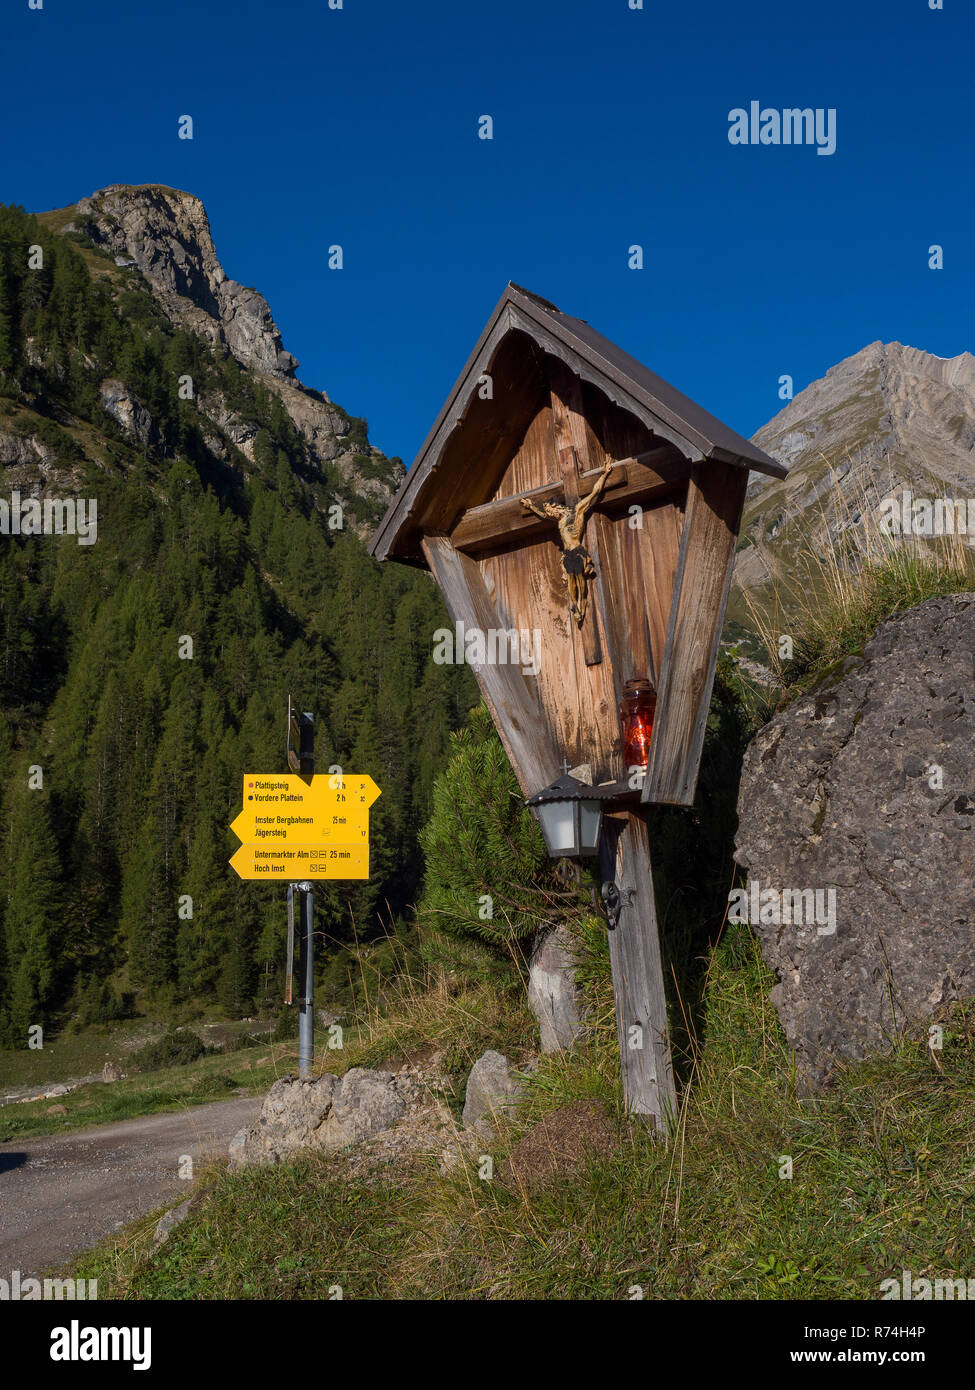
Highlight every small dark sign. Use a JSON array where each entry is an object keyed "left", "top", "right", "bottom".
[{"left": 287, "top": 696, "right": 314, "bottom": 775}]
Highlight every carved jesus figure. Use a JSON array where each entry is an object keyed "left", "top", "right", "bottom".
[{"left": 521, "top": 457, "right": 614, "bottom": 625}]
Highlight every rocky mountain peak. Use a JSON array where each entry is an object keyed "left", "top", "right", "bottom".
[
  {"left": 727, "top": 338, "right": 975, "bottom": 631},
  {"left": 23, "top": 183, "right": 403, "bottom": 528},
  {"left": 71, "top": 183, "right": 300, "bottom": 381},
  {"left": 753, "top": 340, "right": 975, "bottom": 481}
]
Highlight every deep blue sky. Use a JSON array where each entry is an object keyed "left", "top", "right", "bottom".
[{"left": 4, "top": 0, "right": 971, "bottom": 463}]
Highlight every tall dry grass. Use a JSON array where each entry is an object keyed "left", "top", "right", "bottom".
[{"left": 743, "top": 459, "right": 975, "bottom": 691}]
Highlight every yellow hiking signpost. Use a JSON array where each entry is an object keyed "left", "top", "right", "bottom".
[
  {"left": 229, "top": 699, "right": 382, "bottom": 1076},
  {"left": 230, "top": 774, "right": 380, "bottom": 853}
]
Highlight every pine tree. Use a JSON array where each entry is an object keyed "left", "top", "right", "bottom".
[
  {"left": 2, "top": 783, "right": 63, "bottom": 1042},
  {"left": 417, "top": 707, "right": 575, "bottom": 949}
]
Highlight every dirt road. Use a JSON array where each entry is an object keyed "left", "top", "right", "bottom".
[{"left": 0, "top": 1095, "right": 261, "bottom": 1277}]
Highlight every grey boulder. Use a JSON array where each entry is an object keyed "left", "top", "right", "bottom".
[
  {"left": 735, "top": 593, "right": 975, "bottom": 1086},
  {"left": 462, "top": 1050, "right": 523, "bottom": 1130},
  {"left": 229, "top": 1068, "right": 421, "bottom": 1168}
]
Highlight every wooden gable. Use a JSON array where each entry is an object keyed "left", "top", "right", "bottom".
[{"left": 370, "top": 285, "right": 785, "bottom": 809}]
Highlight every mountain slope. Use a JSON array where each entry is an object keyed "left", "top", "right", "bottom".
[
  {"left": 0, "top": 193, "right": 473, "bottom": 1041},
  {"left": 729, "top": 341, "right": 975, "bottom": 629},
  {"left": 33, "top": 182, "right": 401, "bottom": 530}
]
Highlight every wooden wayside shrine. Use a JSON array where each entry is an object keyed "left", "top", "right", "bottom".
[{"left": 370, "top": 284, "right": 786, "bottom": 1129}]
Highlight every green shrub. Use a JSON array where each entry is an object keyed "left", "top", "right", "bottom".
[
  {"left": 132, "top": 1028, "right": 208, "bottom": 1072},
  {"left": 417, "top": 706, "right": 580, "bottom": 950},
  {"left": 271, "top": 1009, "right": 298, "bottom": 1041},
  {"left": 76, "top": 977, "right": 137, "bottom": 1026}
]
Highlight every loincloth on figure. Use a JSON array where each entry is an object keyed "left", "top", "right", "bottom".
[{"left": 562, "top": 545, "right": 594, "bottom": 577}]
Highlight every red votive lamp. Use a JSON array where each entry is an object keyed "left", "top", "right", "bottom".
[{"left": 619, "top": 677, "right": 656, "bottom": 771}]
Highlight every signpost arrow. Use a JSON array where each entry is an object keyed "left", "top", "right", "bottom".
[
  {"left": 231, "top": 774, "right": 379, "bottom": 846},
  {"left": 229, "top": 723, "right": 382, "bottom": 1080},
  {"left": 230, "top": 806, "right": 371, "bottom": 844},
  {"left": 229, "top": 842, "right": 370, "bottom": 881},
  {"left": 239, "top": 773, "right": 381, "bottom": 810}
]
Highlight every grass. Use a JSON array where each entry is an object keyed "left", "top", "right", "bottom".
[
  {"left": 0, "top": 1017, "right": 157, "bottom": 1091},
  {"left": 740, "top": 462, "right": 975, "bottom": 697},
  {"left": 66, "top": 923, "right": 975, "bottom": 1301},
  {"left": 0, "top": 1013, "right": 275, "bottom": 1092}
]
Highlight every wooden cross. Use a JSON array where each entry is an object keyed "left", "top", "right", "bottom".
[
  {"left": 540, "top": 361, "right": 609, "bottom": 665},
  {"left": 519, "top": 453, "right": 613, "bottom": 641}
]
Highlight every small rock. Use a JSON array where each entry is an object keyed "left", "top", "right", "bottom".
[
  {"left": 153, "top": 1197, "right": 193, "bottom": 1247},
  {"left": 45, "top": 1104, "right": 68, "bottom": 1116},
  {"left": 324, "top": 1069, "right": 409, "bottom": 1149},
  {"left": 528, "top": 925, "right": 583, "bottom": 1053},
  {"left": 229, "top": 1067, "right": 424, "bottom": 1169},
  {"left": 228, "top": 1126, "right": 251, "bottom": 1167},
  {"left": 101, "top": 1062, "right": 125, "bottom": 1083},
  {"left": 462, "top": 1051, "right": 522, "bottom": 1131}
]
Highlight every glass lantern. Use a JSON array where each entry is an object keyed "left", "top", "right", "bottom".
[
  {"left": 619, "top": 677, "right": 656, "bottom": 772},
  {"left": 526, "top": 774, "right": 604, "bottom": 858}
]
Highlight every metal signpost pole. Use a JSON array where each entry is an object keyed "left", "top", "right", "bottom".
[
  {"left": 288, "top": 699, "right": 316, "bottom": 1078},
  {"left": 284, "top": 884, "right": 295, "bottom": 1006},
  {"left": 297, "top": 879, "right": 314, "bottom": 1079}
]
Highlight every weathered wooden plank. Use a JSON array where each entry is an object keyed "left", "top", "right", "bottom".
[
  {"left": 635, "top": 497, "right": 684, "bottom": 683},
  {"left": 475, "top": 398, "right": 590, "bottom": 771},
  {"left": 599, "top": 810, "right": 676, "bottom": 1130},
  {"left": 450, "top": 450, "right": 686, "bottom": 553},
  {"left": 588, "top": 508, "right": 643, "bottom": 727},
  {"left": 421, "top": 333, "right": 548, "bottom": 536},
  {"left": 421, "top": 534, "right": 558, "bottom": 796},
  {"left": 481, "top": 521, "right": 621, "bottom": 781},
  {"left": 642, "top": 461, "right": 747, "bottom": 806}
]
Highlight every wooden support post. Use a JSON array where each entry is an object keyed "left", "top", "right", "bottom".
[
  {"left": 421, "top": 533, "right": 559, "bottom": 796},
  {"left": 599, "top": 809, "right": 676, "bottom": 1132}
]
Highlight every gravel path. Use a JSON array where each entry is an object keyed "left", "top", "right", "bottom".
[{"left": 0, "top": 1095, "right": 261, "bottom": 1277}]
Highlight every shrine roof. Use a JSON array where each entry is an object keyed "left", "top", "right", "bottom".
[{"left": 370, "top": 283, "right": 786, "bottom": 563}]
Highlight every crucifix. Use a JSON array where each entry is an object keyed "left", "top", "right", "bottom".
[
  {"left": 522, "top": 359, "right": 613, "bottom": 665},
  {"left": 520, "top": 454, "right": 613, "bottom": 631}
]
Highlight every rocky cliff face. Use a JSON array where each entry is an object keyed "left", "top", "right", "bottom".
[
  {"left": 44, "top": 183, "right": 402, "bottom": 524},
  {"left": 735, "top": 593, "right": 975, "bottom": 1085},
  {"left": 74, "top": 184, "right": 299, "bottom": 379},
  {"left": 730, "top": 342, "right": 975, "bottom": 627}
]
